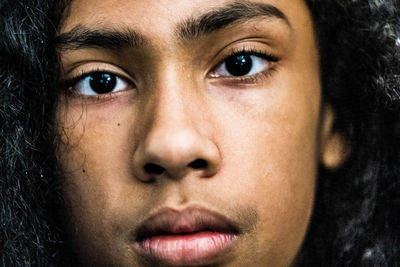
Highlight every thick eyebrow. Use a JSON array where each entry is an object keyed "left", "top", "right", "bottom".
[
  {"left": 56, "top": 26, "right": 146, "bottom": 51},
  {"left": 56, "top": 1, "right": 291, "bottom": 51},
  {"left": 178, "top": 1, "right": 292, "bottom": 40}
]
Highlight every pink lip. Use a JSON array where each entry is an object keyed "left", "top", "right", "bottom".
[{"left": 134, "top": 206, "right": 239, "bottom": 266}]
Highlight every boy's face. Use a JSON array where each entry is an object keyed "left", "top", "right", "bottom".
[{"left": 56, "top": 0, "right": 343, "bottom": 266}]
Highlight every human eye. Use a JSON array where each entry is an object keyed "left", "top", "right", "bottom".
[
  {"left": 210, "top": 49, "right": 278, "bottom": 82},
  {"left": 68, "top": 71, "right": 134, "bottom": 96}
]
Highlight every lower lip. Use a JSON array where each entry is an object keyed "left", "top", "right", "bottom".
[{"left": 136, "top": 231, "right": 237, "bottom": 266}]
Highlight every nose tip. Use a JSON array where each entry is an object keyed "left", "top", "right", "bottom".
[{"left": 133, "top": 128, "right": 221, "bottom": 182}]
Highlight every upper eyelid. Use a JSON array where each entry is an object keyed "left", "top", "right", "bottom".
[
  {"left": 71, "top": 69, "right": 128, "bottom": 81},
  {"left": 209, "top": 42, "right": 279, "bottom": 68},
  {"left": 226, "top": 45, "right": 279, "bottom": 60},
  {"left": 62, "top": 61, "right": 135, "bottom": 82},
  {"left": 210, "top": 48, "right": 278, "bottom": 75},
  {"left": 224, "top": 50, "right": 278, "bottom": 62},
  {"left": 65, "top": 70, "right": 122, "bottom": 86}
]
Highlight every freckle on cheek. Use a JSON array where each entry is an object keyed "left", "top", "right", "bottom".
[
  {"left": 117, "top": 123, "right": 120, "bottom": 126},
  {"left": 82, "top": 169, "right": 85, "bottom": 173}
]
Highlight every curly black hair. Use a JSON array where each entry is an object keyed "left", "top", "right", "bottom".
[
  {"left": 301, "top": 0, "right": 400, "bottom": 266},
  {"left": 0, "top": 0, "right": 399, "bottom": 266}
]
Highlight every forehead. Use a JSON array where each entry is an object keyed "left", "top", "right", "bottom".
[{"left": 60, "top": 0, "right": 312, "bottom": 39}]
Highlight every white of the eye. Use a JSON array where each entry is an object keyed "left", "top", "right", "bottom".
[
  {"left": 215, "top": 55, "right": 269, "bottom": 77},
  {"left": 75, "top": 75, "right": 129, "bottom": 95}
]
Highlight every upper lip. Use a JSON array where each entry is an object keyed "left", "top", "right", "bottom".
[{"left": 135, "top": 206, "right": 239, "bottom": 241}]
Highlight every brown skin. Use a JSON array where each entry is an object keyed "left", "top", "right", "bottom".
[{"left": 56, "top": 0, "right": 345, "bottom": 266}]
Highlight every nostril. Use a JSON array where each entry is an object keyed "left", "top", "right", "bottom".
[
  {"left": 144, "top": 163, "right": 165, "bottom": 175},
  {"left": 189, "top": 159, "right": 208, "bottom": 169}
]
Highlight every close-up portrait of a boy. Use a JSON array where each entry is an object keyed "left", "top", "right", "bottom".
[{"left": 1, "top": 0, "right": 400, "bottom": 266}]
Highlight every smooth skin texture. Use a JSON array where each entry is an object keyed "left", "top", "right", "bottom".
[{"left": 56, "top": 0, "right": 346, "bottom": 266}]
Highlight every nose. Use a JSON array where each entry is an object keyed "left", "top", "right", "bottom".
[{"left": 132, "top": 89, "right": 221, "bottom": 182}]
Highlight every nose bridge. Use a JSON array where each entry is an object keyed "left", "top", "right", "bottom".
[
  {"left": 148, "top": 64, "right": 199, "bottom": 142},
  {"left": 133, "top": 68, "right": 221, "bottom": 182},
  {"left": 147, "top": 79, "right": 199, "bottom": 165},
  {"left": 153, "top": 70, "right": 191, "bottom": 130}
]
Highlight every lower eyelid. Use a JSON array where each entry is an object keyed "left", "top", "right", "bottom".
[{"left": 209, "top": 66, "right": 277, "bottom": 87}]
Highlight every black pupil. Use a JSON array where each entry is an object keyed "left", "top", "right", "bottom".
[
  {"left": 226, "top": 55, "right": 252, "bottom": 76},
  {"left": 89, "top": 73, "right": 116, "bottom": 94}
]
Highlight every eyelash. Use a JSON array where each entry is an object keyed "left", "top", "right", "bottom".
[
  {"left": 211, "top": 47, "right": 279, "bottom": 84},
  {"left": 226, "top": 47, "right": 278, "bottom": 64},
  {"left": 62, "top": 47, "right": 278, "bottom": 99},
  {"left": 63, "top": 68, "right": 134, "bottom": 98}
]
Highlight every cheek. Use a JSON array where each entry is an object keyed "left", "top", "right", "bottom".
[
  {"left": 55, "top": 100, "right": 140, "bottom": 263},
  {"left": 211, "top": 78, "right": 319, "bottom": 263},
  {"left": 224, "top": 125, "right": 316, "bottom": 264}
]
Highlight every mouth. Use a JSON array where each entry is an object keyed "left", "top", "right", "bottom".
[{"left": 134, "top": 206, "right": 240, "bottom": 266}]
